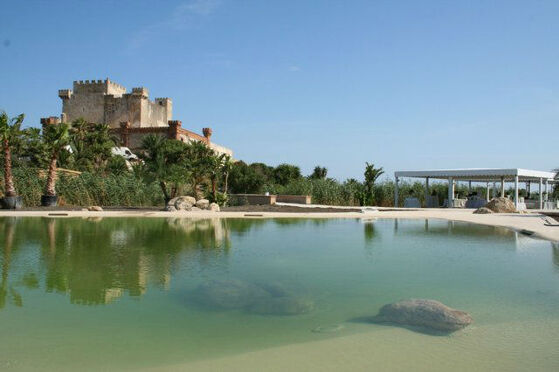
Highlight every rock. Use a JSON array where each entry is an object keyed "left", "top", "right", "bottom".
[
  {"left": 260, "top": 282, "right": 292, "bottom": 297},
  {"left": 88, "top": 206, "right": 103, "bottom": 211},
  {"left": 371, "top": 299, "right": 472, "bottom": 332},
  {"left": 473, "top": 207, "right": 494, "bottom": 214},
  {"left": 165, "top": 205, "right": 177, "bottom": 212},
  {"left": 209, "top": 202, "right": 220, "bottom": 212},
  {"left": 175, "top": 196, "right": 196, "bottom": 210},
  {"left": 167, "top": 197, "right": 179, "bottom": 208},
  {"left": 247, "top": 296, "right": 315, "bottom": 315},
  {"left": 190, "top": 207, "right": 202, "bottom": 211},
  {"left": 193, "top": 279, "right": 270, "bottom": 310},
  {"left": 196, "top": 199, "right": 210, "bottom": 210},
  {"left": 484, "top": 197, "right": 516, "bottom": 213}
]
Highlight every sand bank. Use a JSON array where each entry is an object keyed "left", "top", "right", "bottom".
[
  {"left": 1, "top": 208, "right": 558, "bottom": 241},
  {"left": 146, "top": 318, "right": 559, "bottom": 372}
]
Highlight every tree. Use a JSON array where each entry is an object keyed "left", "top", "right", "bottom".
[
  {"left": 0, "top": 112, "right": 24, "bottom": 198},
  {"left": 140, "top": 135, "right": 198, "bottom": 202},
  {"left": 70, "top": 119, "right": 116, "bottom": 172},
  {"left": 19, "top": 127, "right": 48, "bottom": 167},
  {"left": 43, "top": 123, "right": 70, "bottom": 198},
  {"left": 364, "top": 162, "right": 384, "bottom": 205},
  {"left": 229, "top": 161, "right": 265, "bottom": 194},
  {"left": 207, "top": 153, "right": 231, "bottom": 202},
  {"left": 310, "top": 166, "right": 328, "bottom": 179},
  {"left": 273, "top": 163, "right": 301, "bottom": 186},
  {"left": 184, "top": 141, "right": 213, "bottom": 198},
  {"left": 222, "top": 155, "right": 233, "bottom": 195}
]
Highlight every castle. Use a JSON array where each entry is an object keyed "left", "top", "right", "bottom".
[{"left": 41, "top": 78, "right": 232, "bottom": 156}]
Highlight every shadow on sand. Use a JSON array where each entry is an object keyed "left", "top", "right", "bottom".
[{"left": 347, "top": 315, "right": 455, "bottom": 336}]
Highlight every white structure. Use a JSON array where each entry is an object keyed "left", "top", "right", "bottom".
[{"left": 394, "top": 168, "right": 557, "bottom": 209}]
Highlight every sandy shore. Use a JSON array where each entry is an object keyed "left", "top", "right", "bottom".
[{"left": 1, "top": 207, "right": 558, "bottom": 241}]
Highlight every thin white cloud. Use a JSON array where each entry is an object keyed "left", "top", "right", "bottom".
[
  {"left": 127, "top": 0, "right": 221, "bottom": 51},
  {"left": 180, "top": 0, "right": 221, "bottom": 15},
  {"left": 288, "top": 65, "right": 301, "bottom": 72}
]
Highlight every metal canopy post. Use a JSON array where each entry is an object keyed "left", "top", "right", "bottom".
[
  {"left": 514, "top": 175, "right": 519, "bottom": 209},
  {"left": 500, "top": 177, "right": 505, "bottom": 197},
  {"left": 448, "top": 177, "right": 454, "bottom": 208},
  {"left": 394, "top": 176, "right": 399, "bottom": 208},
  {"left": 539, "top": 178, "right": 543, "bottom": 210},
  {"left": 425, "top": 177, "right": 430, "bottom": 208}
]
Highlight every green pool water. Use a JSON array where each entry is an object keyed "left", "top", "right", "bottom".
[{"left": 1, "top": 217, "right": 559, "bottom": 371}]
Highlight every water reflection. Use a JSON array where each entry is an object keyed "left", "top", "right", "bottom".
[
  {"left": 363, "top": 221, "right": 376, "bottom": 241},
  {"left": 552, "top": 242, "right": 559, "bottom": 271},
  {"left": 0, "top": 217, "right": 241, "bottom": 308},
  {"left": 389, "top": 218, "right": 517, "bottom": 241},
  {"left": 1, "top": 218, "right": 22, "bottom": 309}
]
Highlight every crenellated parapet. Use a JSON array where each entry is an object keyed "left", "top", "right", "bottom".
[
  {"left": 58, "top": 89, "right": 72, "bottom": 99},
  {"left": 131, "top": 87, "right": 149, "bottom": 98},
  {"left": 72, "top": 79, "right": 126, "bottom": 95}
]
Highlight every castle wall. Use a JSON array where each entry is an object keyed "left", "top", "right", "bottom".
[
  {"left": 104, "top": 95, "right": 143, "bottom": 129},
  {"left": 62, "top": 90, "right": 106, "bottom": 124},
  {"left": 140, "top": 99, "right": 170, "bottom": 128}
]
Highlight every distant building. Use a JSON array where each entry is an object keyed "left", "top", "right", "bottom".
[{"left": 41, "top": 78, "right": 232, "bottom": 156}]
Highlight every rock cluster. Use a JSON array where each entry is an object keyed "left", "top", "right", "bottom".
[
  {"left": 473, "top": 207, "right": 493, "bottom": 214},
  {"left": 474, "top": 197, "right": 516, "bottom": 214},
  {"left": 192, "top": 279, "right": 314, "bottom": 316},
  {"left": 371, "top": 299, "right": 472, "bottom": 332},
  {"left": 166, "top": 196, "right": 220, "bottom": 212},
  {"left": 88, "top": 206, "right": 103, "bottom": 211}
]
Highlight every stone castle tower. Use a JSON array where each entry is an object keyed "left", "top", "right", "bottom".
[
  {"left": 46, "top": 78, "right": 233, "bottom": 156},
  {"left": 58, "top": 79, "right": 172, "bottom": 128}
]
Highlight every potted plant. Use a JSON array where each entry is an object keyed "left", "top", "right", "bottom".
[
  {"left": 41, "top": 122, "right": 70, "bottom": 207},
  {"left": 0, "top": 111, "right": 24, "bottom": 210}
]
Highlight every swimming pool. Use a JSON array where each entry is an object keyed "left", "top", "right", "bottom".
[{"left": 1, "top": 217, "right": 558, "bottom": 370}]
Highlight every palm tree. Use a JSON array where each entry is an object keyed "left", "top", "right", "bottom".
[
  {"left": 207, "top": 153, "right": 231, "bottom": 202},
  {"left": 140, "top": 134, "right": 170, "bottom": 200},
  {"left": 0, "top": 112, "right": 24, "bottom": 209},
  {"left": 222, "top": 155, "right": 233, "bottom": 195},
  {"left": 42, "top": 123, "right": 70, "bottom": 205},
  {"left": 364, "top": 162, "right": 384, "bottom": 205},
  {"left": 310, "top": 166, "right": 328, "bottom": 179}
]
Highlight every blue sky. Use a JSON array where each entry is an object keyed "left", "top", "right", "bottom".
[{"left": 1, "top": 0, "right": 558, "bottom": 181}]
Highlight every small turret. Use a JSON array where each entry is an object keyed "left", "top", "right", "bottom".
[
  {"left": 202, "top": 127, "right": 212, "bottom": 142},
  {"left": 131, "top": 87, "right": 149, "bottom": 98},
  {"left": 58, "top": 89, "right": 72, "bottom": 99}
]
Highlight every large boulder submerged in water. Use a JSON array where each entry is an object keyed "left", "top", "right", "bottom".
[
  {"left": 193, "top": 279, "right": 270, "bottom": 310},
  {"left": 192, "top": 279, "right": 314, "bottom": 315},
  {"left": 247, "top": 296, "right": 314, "bottom": 315},
  {"left": 372, "top": 299, "right": 473, "bottom": 332}
]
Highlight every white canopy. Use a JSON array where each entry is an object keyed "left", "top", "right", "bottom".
[
  {"left": 395, "top": 168, "right": 556, "bottom": 182},
  {"left": 394, "top": 168, "right": 556, "bottom": 209}
]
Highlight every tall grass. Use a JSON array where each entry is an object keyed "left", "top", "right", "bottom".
[
  {"left": 2, "top": 167, "right": 163, "bottom": 207},
  {"left": 263, "top": 177, "right": 489, "bottom": 207}
]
